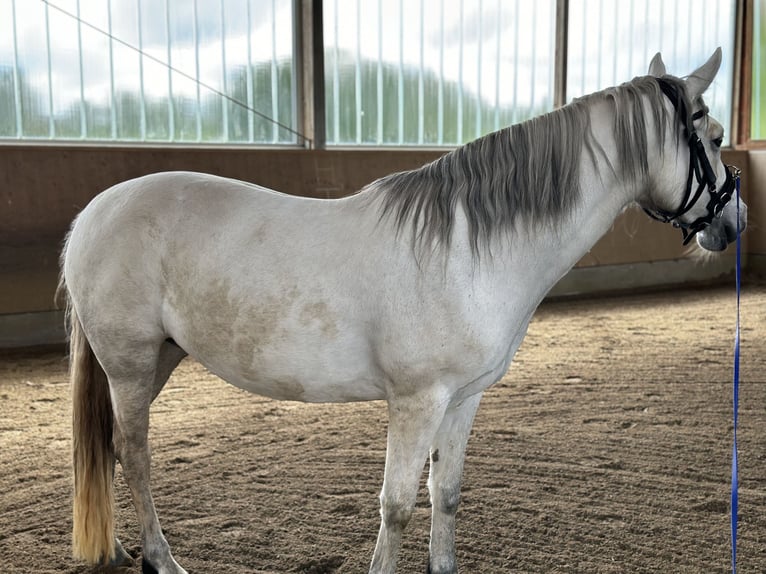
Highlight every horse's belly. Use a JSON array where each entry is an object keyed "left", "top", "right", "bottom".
[
  {"left": 227, "top": 372, "right": 387, "bottom": 403},
  {"left": 176, "top": 326, "right": 387, "bottom": 403}
]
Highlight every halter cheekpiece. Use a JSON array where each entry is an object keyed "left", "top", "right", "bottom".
[{"left": 644, "top": 77, "right": 739, "bottom": 245}]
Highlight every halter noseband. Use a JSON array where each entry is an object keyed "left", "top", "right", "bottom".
[{"left": 644, "top": 77, "right": 739, "bottom": 245}]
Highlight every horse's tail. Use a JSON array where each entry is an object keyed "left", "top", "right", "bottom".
[{"left": 66, "top": 288, "right": 116, "bottom": 564}]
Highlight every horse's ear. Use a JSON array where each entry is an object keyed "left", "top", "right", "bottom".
[
  {"left": 648, "top": 52, "right": 666, "bottom": 77},
  {"left": 685, "top": 47, "right": 722, "bottom": 98}
]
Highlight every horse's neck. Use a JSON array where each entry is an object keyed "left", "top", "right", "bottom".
[{"left": 497, "top": 105, "right": 651, "bottom": 298}]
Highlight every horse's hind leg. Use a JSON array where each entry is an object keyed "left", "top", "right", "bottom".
[
  {"left": 108, "top": 341, "right": 187, "bottom": 574},
  {"left": 427, "top": 392, "right": 482, "bottom": 574}
]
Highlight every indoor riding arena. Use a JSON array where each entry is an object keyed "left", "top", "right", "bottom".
[{"left": 2, "top": 2, "right": 765, "bottom": 573}]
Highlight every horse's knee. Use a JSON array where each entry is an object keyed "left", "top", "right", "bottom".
[{"left": 380, "top": 495, "right": 414, "bottom": 530}]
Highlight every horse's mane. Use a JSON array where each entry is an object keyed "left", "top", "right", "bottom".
[{"left": 369, "top": 74, "right": 693, "bottom": 256}]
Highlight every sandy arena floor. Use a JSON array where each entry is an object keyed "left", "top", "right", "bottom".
[{"left": 1, "top": 284, "right": 764, "bottom": 573}]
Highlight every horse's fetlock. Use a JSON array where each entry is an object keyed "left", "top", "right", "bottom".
[
  {"left": 433, "top": 483, "right": 461, "bottom": 516},
  {"left": 428, "top": 560, "right": 458, "bottom": 574}
]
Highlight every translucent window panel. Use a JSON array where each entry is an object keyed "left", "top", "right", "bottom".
[
  {"left": 323, "top": 0, "right": 557, "bottom": 146},
  {"left": 47, "top": 0, "right": 84, "bottom": 139},
  {"left": 243, "top": 0, "right": 295, "bottom": 144},
  {"left": 0, "top": 1, "right": 18, "bottom": 137},
  {"left": 79, "top": 2, "right": 114, "bottom": 140},
  {"left": 753, "top": 0, "right": 766, "bottom": 140},
  {"left": 567, "top": 0, "right": 737, "bottom": 144},
  {"left": 111, "top": 0, "right": 145, "bottom": 140},
  {"left": 194, "top": 0, "right": 227, "bottom": 143},
  {"left": 166, "top": 1, "right": 201, "bottom": 142},
  {"left": 138, "top": 2, "right": 172, "bottom": 142},
  {"left": 223, "top": 0, "right": 254, "bottom": 143},
  {"left": 8, "top": 0, "right": 55, "bottom": 138},
  {"left": 0, "top": 0, "right": 296, "bottom": 144}
]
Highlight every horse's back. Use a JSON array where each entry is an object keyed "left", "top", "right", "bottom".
[
  {"left": 72, "top": 171, "right": 314, "bottom": 232},
  {"left": 65, "top": 171, "right": 361, "bottom": 274}
]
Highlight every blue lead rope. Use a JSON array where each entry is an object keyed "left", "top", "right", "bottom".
[{"left": 731, "top": 173, "right": 741, "bottom": 573}]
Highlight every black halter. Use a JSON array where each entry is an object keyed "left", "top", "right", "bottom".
[{"left": 644, "top": 77, "right": 738, "bottom": 245}]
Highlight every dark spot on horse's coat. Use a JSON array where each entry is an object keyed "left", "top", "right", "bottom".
[
  {"left": 299, "top": 301, "right": 339, "bottom": 338},
  {"left": 432, "top": 449, "right": 439, "bottom": 463}
]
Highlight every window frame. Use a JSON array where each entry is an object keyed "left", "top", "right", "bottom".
[{"left": 737, "top": 0, "right": 766, "bottom": 148}]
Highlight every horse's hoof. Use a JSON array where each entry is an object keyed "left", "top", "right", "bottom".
[
  {"left": 109, "top": 538, "right": 134, "bottom": 567},
  {"left": 142, "top": 558, "right": 159, "bottom": 574}
]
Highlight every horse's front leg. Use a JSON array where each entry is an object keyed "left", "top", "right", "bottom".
[
  {"left": 369, "top": 388, "right": 451, "bottom": 574},
  {"left": 427, "top": 392, "right": 483, "bottom": 574}
]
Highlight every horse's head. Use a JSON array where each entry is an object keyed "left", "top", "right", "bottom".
[{"left": 644, "top": 48, "right": 747, "bottom": 252}]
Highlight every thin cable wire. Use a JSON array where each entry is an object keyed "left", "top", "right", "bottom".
[{"left": 39, "top": 0, "right": 310, "bottom": 145}]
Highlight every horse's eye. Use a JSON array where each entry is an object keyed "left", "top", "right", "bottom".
[{"left": 712, "top": 136, "right": 723, "bottom": 148}]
